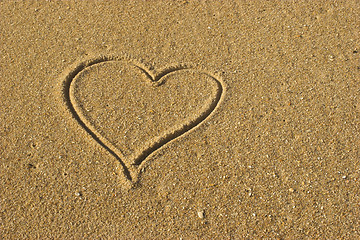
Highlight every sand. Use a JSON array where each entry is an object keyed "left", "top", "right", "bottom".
[{"left": 1, "top": 1, "right": 359, "bottom": 239}]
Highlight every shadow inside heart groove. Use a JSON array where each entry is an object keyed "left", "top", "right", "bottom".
[{"left": 61, "top": 56, "right": 224, "bottom": 186}]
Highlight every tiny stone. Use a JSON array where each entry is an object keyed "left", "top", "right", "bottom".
[
  {"left": 342, "top": 175, "right": 347, "bottom": 179},
  {"left": 289, "top": 188, "right": 294, "bottom": 193},
  {"left": 197, "top": 210, "right": 204, "bottom": 219}
]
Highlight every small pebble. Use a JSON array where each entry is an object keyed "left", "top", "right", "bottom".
[
  {"left": 197, "top": 210, "right": 204, "bottom": 219},
  {"left": 289, "top": 188, "right": 295, "bottom": 193},
  {"left": 75, "top": 192, "right": 82, "bottom": 197}
]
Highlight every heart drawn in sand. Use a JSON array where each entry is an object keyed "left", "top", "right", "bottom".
[{"left": 61, "top": 56, "right": 224, "bottom": 186}]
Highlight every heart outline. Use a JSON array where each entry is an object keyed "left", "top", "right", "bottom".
[{"left": 60, "top": 55, "right": 225, "bottom": 187}]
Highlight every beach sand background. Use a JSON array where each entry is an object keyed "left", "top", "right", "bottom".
[{"left": 1, "top": 1, "right": 360, "bottom": 239}]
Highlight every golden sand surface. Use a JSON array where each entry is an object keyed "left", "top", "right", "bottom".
[{"left": 1, "top": 1, "right": 359, "bottom": 239}]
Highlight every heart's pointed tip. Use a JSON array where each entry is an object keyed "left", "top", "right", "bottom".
[
  {"left": 150, "top": 80, "right": 163, "bottom": 87},
  {"left": 121, "top": 177, "right": 141, "bottom": 191},
  {"left": 119, "top": 181, "right": 133, "bottom": 191},
  {"left": 119, "top": 182, "right": 139, "bottom": 192},
  {"left": 114, "top": 160, "right": 139, "bottom": 189},
  {"left": 117, "top": 173, "right": 140, "bottom": 191},
  {"left": 130, "top": 168, "right": 140, "bottom": 181}
]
